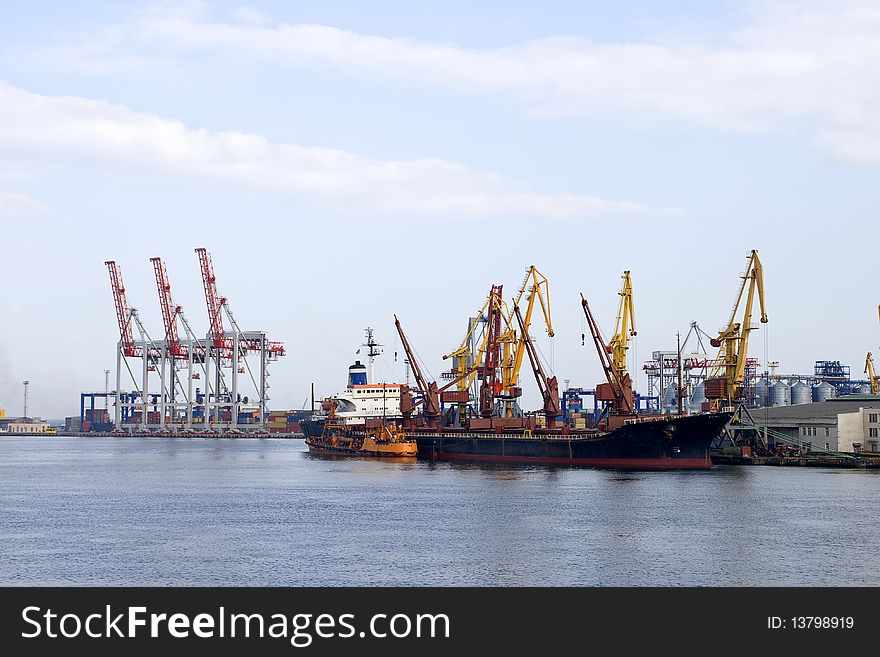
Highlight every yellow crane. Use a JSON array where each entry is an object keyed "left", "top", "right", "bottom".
[
  {"left": 500, "top": 265, "right": 553, "bottom": 416},
  {"left": 707, "top": 250, "right": 768, "bottom": 403},
  {"left": 444, "top": 267, "right": 553, "bottom": 418},
  {"left": 442, "top": 288, "right": 513, "bottom": 421},
  {"left": 607, "top": 271, "right": 636, "bottom": 386},
  {"left": 865, "top": 352, "right": 878, "bottom": 396}
]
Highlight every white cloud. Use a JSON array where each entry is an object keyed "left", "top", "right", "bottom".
[
  {"left": 0, "top": 82, "right": 653, "bottom": 218},
  {"left": 0, "top": 190, "right": 47, "bottom": 216},
  {"left": 12, "top": 0, "right": 880, "bottom": 164}
]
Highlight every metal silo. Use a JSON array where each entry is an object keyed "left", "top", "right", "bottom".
[
  {"left": 770, "top": 381, "right": 790, "bottom": 406},
  {"left": 754, "top": 378, "right": 771, "bottom": 407},
  {"left": 812, "top": 381, "right": 835, "bottom": 402},
  {"left": 790, "top": 381, "right": 811, "bottom": 405}
]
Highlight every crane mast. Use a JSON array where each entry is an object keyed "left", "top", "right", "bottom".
[
  {"left": 479, "top": 285, "right": 504, "bottom": 418},
  {"left": 607, "top": 270, "right": 636, "bottom": 384},
  {"left": 707, "top": 250, "right": 768, "bottom": 402},
  {"left": 513, "top": 305, "right": 560, "bottom": 428}
]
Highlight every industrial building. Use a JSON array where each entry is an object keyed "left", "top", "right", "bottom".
[
  {"left": 749, "top": 396, "right": 880, "bottom": 453},
  {"left": 0, "top": 417, "right": 53, "bottom": 434}
]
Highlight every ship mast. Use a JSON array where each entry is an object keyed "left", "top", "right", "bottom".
[{"left": 361, "top": 327, "right": 383, "bottom": 384}]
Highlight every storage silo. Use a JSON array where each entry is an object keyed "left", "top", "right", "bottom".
[
  {"left": 790, "top": 381, "right": 811, "bottom": 405},
  {"left": 754, "top": 378, "right": 771, "bottom": 407},
  {"left": 770, "top": 381, "right": 791, "bottom": 406},
  {"left": 812, "top": 381, "right": 835, "bottom": 402}
]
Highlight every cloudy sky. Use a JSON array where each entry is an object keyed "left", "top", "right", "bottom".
[{"left": 1, "top": 0, "right": 879, "bottom": 418}]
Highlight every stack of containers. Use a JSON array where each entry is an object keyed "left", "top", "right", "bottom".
[{"left": 268, "top": 410, "right": 288, "bottom": 433}]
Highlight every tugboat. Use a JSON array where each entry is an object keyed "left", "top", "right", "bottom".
[{"left": 305, "top": 400, "right": 417, "bottom": 458}]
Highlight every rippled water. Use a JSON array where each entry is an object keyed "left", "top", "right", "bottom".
[{"left": 1, "top": 436, "right": 877, "bottom": 586}]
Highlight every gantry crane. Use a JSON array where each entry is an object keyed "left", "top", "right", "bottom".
[
  {"left": 867, "top": 353, "right": 879, "bottom": 396},
  {"left": 607, "top": 271, "right": 636, "bottom": 386},
  {"left": 195, "top": 247, "right": 285, "bottom": 358},
  {"left": 706, "top": 250, "right": 768, "bottom": 403},
  {"left": 513, "top": 304, "right": 560, "bottom": 428}
]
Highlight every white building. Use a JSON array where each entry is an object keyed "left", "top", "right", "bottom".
[{"left": 837, "top": 408, "right": 880, "bottom": 454}]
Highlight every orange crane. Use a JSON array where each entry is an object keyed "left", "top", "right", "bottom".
[
  {"left": 394, "top": 314, "right": 440, "bottom": 428},
  {"left": 394, "top": 315, "right": 480, "bottom": 429},
  {"left": 513, "top": 304, "right": 560, "bottom": 428},
  {"left": 581, "top": 292, "right": 636, "bottom": 417}
]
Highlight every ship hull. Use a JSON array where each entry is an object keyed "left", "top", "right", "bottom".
[
  {"left": 305, "top": 435, "right": 417, "bottom": 458},
  {"left": 301, "top": 418, "right": 325, "bottom": 438},
  {"left": 414, "top": 412, "right": 731, "bottom": 470}
]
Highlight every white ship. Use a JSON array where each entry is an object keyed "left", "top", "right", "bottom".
[{"left": 302, "top": 329, "right": 406, "bottom": 436}]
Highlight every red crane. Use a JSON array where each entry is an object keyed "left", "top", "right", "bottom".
[
  {"left": 394, "top": 314, "right": 440, "bottom": 427},
  {"left": 513, "top": 304, "right": 560, "bottom": 428},
  {"left": 105, "top": 260, "right": 140, "bottom": 357},
  {"left": 478, "top": 284, "right": 504, "bottom": 418},
  {"left": 581, "top": 293, "right": 635, "bottom": 416},
  {"left": 195, "top": 247, "right": 227, "bottom": 349},
  {"left": 195, "top": 247, "right": 285, "bottom": 358},
  {"left": 150, "top": 257, "right": 186, "bottom": 359},
  {"left": 394, "top": 315, "right": 479, "bottom": 429}
]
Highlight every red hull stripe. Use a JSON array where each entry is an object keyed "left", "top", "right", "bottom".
[{"left": 430, "top": 452, "right": 712, "bottom": 470}]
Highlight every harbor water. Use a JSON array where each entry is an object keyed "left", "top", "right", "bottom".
[{"left": 1, "top": 436, "right": 878, "bottom": 586}]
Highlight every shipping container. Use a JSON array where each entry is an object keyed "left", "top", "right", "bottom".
[{"left": 440, "top": 390, "right": 469, "bottom": 404}]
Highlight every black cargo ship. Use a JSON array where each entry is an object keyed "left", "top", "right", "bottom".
[
  {"left": 411, "top": 411, "right": 731, "bottom": 469},
  {"left": 304, "top": 411, "right": 731, "bottom": 469}
]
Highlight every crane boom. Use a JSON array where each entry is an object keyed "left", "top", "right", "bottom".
[
  {"left": 150, "top": 256, "right": 185, "bottom": 359},
  {"left": 195, "top": 247, "right": 226, "bottom": 349},
  {"left": 394, "top": 315, "right": 440, "bottom": 424},
  {"left": 194, "top": 248, "right": 285, "bottom": 358},
  {"left": 513, "top": 304, "right": 560, "bottom": 427},
  {"left": 607, "top": 270, "right": 636, "bottom": 383},
  {"left": 708, "top": 250, "right": 768, "bottom": 402},
  {"left": 581, "top": 293, "right": 635, "bottom": 415},
  {"left": 504, "top": 265, "right": 553, "bottom": 410},
  {"left": 105, "top": 261, "right": 140, "bottom": 357}
]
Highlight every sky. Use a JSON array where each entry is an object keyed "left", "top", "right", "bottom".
[{"left": 1, "top": 0, "right": 879, "bottom": 419}]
